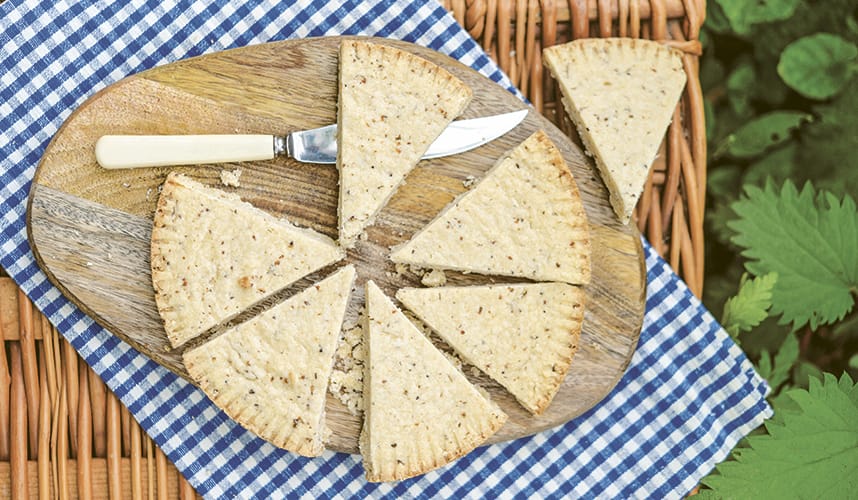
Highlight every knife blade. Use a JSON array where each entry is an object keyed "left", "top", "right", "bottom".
[{"left": 95, "top": 109, "right": 528, "bottom": 169}]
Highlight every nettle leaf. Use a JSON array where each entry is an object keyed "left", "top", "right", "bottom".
[
  {"left": 722, "top": 272, "right": 778, "bottom": 340},
  {"left": 778, "top": 33, "right": 858, "bottom": 100},
  {"left": 701, "top": 373, "right": 858, "bottom": 498},
  {"left": 716, "top": 0, "right": 801, "bottom": 35},
  {"left": 729, "top": 181, "right": 858, "bottom": 330},
  {"left": 721, "top": 111, "right": 809, "bottom": 159}
]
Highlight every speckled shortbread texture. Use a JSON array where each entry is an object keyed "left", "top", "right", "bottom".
[
  {"left": 397, "top": 283, "right": 585, "bottom": 415},
  {"left": 183, "top": 266, "right": 355, "bottom": 457},
  {"left": 151, "top": 172, "right": 344, "bottom": 347},
  {"left": 337, "top": 40, "right": 472, "bottom": 247},
  {"left": 360, "top": 281, "right": 507, "bottom": 482},
  {"left": 390, "top": 130, "right": 591, "bottom": 285},
  {"left": 543, "top": 38, "right": 686, "bottom": 224}
]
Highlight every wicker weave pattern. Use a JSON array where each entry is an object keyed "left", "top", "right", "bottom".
[
  {"left": 0, "top": 274, "right": 200, "bottom": 499},
  {"left": 445, "top": 0, "right": 707, "bottom": 297},
  {"left": 1, "top": 2, "right": 706, "bottom": 497}
]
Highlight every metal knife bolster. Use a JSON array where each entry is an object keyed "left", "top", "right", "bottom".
[{"left": 274, "top": 135, "right": 287, "bottom": 157}]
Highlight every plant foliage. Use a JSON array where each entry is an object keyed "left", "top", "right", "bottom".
[
  {"left": 729, "top": 181, "right": 858, "bottom": 330},
  {"left": 721, "top": 272, "right": 777, "bottom": 340},
  {"left": 700, "top": 0, "right": 858, "bottom": 494},
  {"left": 701, "top": 374, "right": 858, "bottom": 497}
]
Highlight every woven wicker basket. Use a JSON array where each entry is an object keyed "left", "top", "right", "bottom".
[{"left": 1, "top": 2, "right": 706, "bottom": 497}]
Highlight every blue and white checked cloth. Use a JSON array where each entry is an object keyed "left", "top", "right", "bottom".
[{"left": 0, "top": 1, "right": 772, "bottom": 497}]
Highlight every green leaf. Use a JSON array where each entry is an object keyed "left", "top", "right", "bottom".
[
  {"left": 729, "top": 181, "right": 858, "bottom": 330},
  {"left": 703, "top": 265, "right": 744, "bottom": 319},
  {"left": 700, "top": 48, "right": 726, "bottom": 93},
  {"left": 798, "top": 79, "right": 858, "bottom": 197},
  {"left": 726, "top": 59, "right": 756, "bottom": 115},
  {"left": 850, "top": 354, "right": 858, "bottom": 369},
  {"left": 715, "top": 0, "right": 801, "bottom": 35},
  {"left": 701, "top": 373, "right": 858, "bottom": 498},
  {"left": 722, "top": 272, "right": 778, "bottom": 339},
  {"left": 793, "top": 361, "right": 824, "bottom": 390},
  {"left": 707, "top": 202, "right": 739, "bottom": 247},
  {"left": 704, "top": 0, "right": 733, "bottom": 34},
  {"left": 778, "top": 33, "right": 858, "bottom": 100},
  {"left": 721, "top": 111, "right": 809, "bottom": 159},
  {"left": 708, "top": 164, "right": 742, "bottom": 203},
  {"left": 767, "top": 331, "right": 799, "bottom": 391},
  {"left": 742, "top": 143, "right": 797, "bottom": 187},
  {"left": 753, "top": 62, "right": 791, "bottom": 107}
]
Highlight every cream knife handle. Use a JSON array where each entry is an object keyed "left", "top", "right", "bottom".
[{"left": 95, "top": 135, "right": 275, "bottom": 169}]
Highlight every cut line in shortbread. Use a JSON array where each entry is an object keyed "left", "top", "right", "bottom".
[
  {"left": 183, "top": 265, "right": 355, "bottom": 457},
  {"left": 360, "top": 280, "right": 507, "bottom": 482},
  {"left": 543, "top": 38, "right": 686, "bottom": 224},
  {"left": 397, "top": 283, "right": 586, "bottom": 415},
  {"left": 390, "top": 130, "right": 591, "bottom": 285},
  {"left": 337, "top": 40, "right": 472, "bottom": 247},
  {"left": 151, "top": 172, "right": 345, "bottom": 348}
]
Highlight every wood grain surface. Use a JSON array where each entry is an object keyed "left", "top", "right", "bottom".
[{"left": 27, "top": 37, "right": 645, "bottom": 454}]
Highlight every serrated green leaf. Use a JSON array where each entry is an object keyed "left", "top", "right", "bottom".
[
  {"left": 722, "top": 272, "right": 778, "bottom": 338},
  {"left": 722, "top": 111, "right": 809, "bottom": 159},
  {"left": 778, "top": 33, "right": 858, "bottom": 100},
  {"left": 701, "top": 373, "right": 858, "bottom": 498},
  {"left": 716, "top": 0, "right": 801, "bottom": 35},
  {"left": 729, "top": 181, "right": 858, "bottom": 330}
]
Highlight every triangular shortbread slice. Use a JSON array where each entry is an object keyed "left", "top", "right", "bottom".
[
  {"left": 543, "top": 38, "right": 686, "bottom": 224},
  {"left": 360, "top": 280, "right": 507, "bottom": 482},
  {"left": 390, "top": 130, "right": 591, "bottom": 285},
  {"left": 151, "top": 172, "right": 345, "bottom": 348},
  {"left": 183, "top": 265, "right": 355, "bottom": 457},
  {"left": 397, "top": 283, "right": 585, "bottom": 415},
  {"left": 337, "top": 40, "right": 472, "bottom": 247}
]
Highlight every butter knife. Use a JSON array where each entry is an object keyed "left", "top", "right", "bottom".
[{"left": 95, "top": 109, "right": 528, "bottom": 169}]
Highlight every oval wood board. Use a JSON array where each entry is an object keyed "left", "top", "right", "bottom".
[{"left": 27, "top": 37, "right": 645, "bottom": 454}]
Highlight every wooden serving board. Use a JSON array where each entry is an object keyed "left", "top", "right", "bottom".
[{"left": 27, "top": 37, "right": 645, "bottom": 454}]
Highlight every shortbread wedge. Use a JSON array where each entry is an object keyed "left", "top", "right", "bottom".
[
  {"left": 390, "top": 131, "right": 591, "bottom": 285},
  {"left": 151, "top": 172, "right": 344, "bottom": 348},
  {"left": 543, "top": 38, "right": 686, "bottom": 224},
  {"left": 360, "top": 281, "right": 507, "bottom": 482},
  {"left": 183, "top": 265, "right": 356, "bottom": 457},
  {"left": 337, "top": 40, "right": 472, "bottom": 247},
  {"left": 397, "top": 283, "right": 585, "bottom": 415}
]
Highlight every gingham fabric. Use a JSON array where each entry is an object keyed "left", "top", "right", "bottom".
[{"left": 0, "top": 0, "right": 773, "bottom": 497}]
